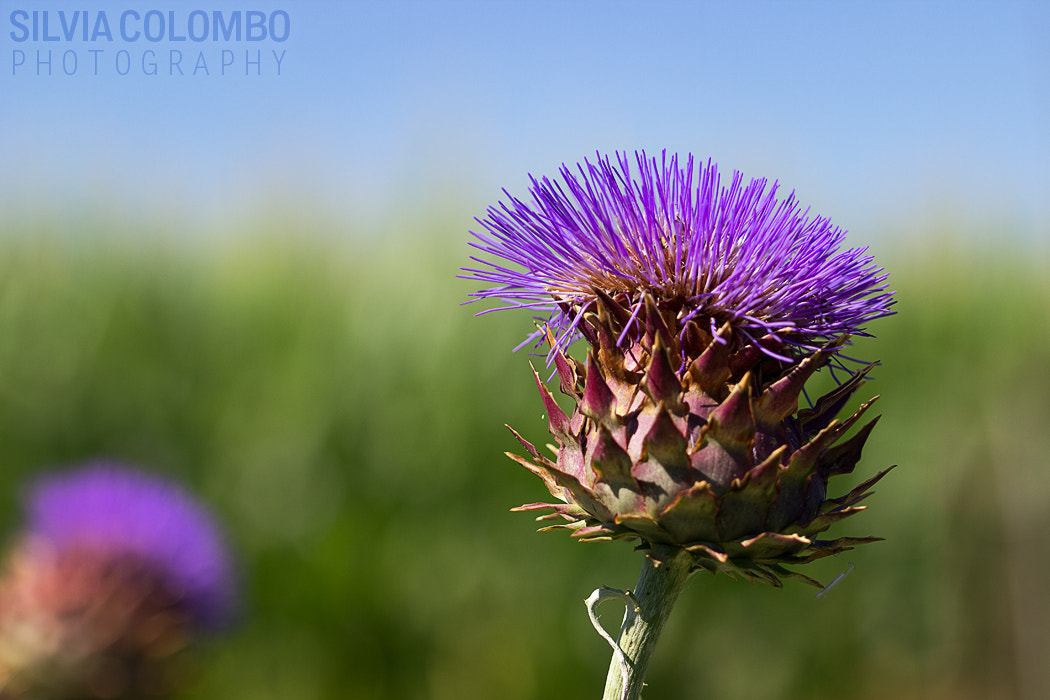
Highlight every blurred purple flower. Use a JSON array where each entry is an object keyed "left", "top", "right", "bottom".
[
  {"left": 23, "top": 462, "right": 235, "bottom": 629},
  {"left": 0, "top": 463, "right": 236, "bottom": 698}
]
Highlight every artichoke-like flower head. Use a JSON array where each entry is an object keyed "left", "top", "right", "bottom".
[{"left": 464, "top": 151, "right": 896, "bottom": 585}]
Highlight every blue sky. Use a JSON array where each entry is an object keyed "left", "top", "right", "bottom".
[{"left": 3, "top": 1, "right": 1048, "bottom": 244}]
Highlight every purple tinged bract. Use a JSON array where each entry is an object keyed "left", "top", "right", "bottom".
[
  {"left": 463, "top": 151, "right": 894, "bottom": 359},
  {"left": 24, "top": 462, "right": 235, "bottom": 629}
]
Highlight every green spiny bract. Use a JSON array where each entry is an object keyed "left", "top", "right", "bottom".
[{"left": 509, "top": 293, "right": 891, "bottom": 587}]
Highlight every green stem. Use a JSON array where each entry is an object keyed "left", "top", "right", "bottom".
[{"left": 601, "top": 550, "right": 693, "bottom": 700}]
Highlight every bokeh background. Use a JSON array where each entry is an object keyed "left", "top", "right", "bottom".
[{"left": 2, "top": 2, "right": 1049, "bottom": 699}]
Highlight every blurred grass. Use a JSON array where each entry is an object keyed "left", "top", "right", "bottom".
[{"left": 0, "top": 216, "right": 1046, "bottom": 700}]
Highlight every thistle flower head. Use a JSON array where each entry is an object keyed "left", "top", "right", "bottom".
[
  {"left": 465, "top": 152, "right": 896, "bottom": 586},
  {"left": 0, "top": 463, "right": 236, "bottom": 698},
  {"left": 464, "top": 151, "right": 894, "bottom": 362},
  {"left": 22, "top": 463, "right": 235, "bottom": 629}
]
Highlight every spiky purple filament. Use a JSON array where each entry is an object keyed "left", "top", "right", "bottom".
[{"left": 463, "top": 150, "right": 894, "bottom": 361}]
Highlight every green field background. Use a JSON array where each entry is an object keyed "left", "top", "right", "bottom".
[{"left": 0, "top": 213, "right": 1046, "bottom": 700}]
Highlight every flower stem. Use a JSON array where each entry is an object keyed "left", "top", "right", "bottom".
[{"left": 601, "top": 550, "right": 693, "bottom": 700}]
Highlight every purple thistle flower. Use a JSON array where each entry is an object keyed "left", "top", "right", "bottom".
[
  {"left": 463, "top": 150, "right": 894, "bottom": 361},
  {"left": 465, "top": 152, "right": 899, "bottom": 699},
  {"left": 464, "top": 150, "right": 897, "bottom": 588},
  {"left": 23, "top": 462, "right": 235, "bottom": 629}
]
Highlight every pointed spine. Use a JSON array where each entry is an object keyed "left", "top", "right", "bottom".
[
  {"left": 641, "top": 404, "right": 691, "bottom": 472},
  {"left": 581, "top": 353, "right": 618, "bottom": 424},
  {"left": 705, "top": 372, "right": 756, "bottom": 462},
  {"left": 752, "top": 337, "right": 845, "bottom": 428},
  {"left": 799, "top": 361, "right": 877, "bottom": 433},
  {"left": 531, "top": 362, "right": 572, "bottom": 440},
  {"left": 688, "top": 322, "right": 732, "bottom": 396},
  {"left": 819, "top": 414, "right": 881, "bottom": 476},
  {"left": 642, "top": 334, "right": 687, "bottom": 414}
]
